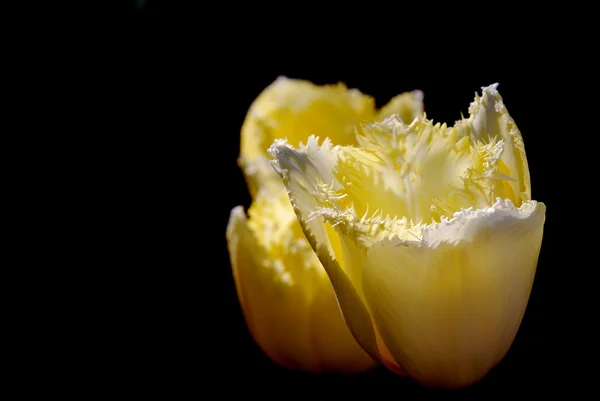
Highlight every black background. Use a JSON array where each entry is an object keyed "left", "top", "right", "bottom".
[{"left": 130, "top": 2, "right": 587, "bottom": 397}]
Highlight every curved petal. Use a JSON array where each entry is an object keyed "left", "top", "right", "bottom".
[
  {"left": 308, "top": 269, "right": 378, "bottom": 373},
  {"left": 312, "top": 239, "right": 381, "bottom": 363},
  {"left": 269, "top": 136, "right": 343, "bottom": 258},
  {"left": 378, "top": 90, "right": 424, "bottom": 124},
  {"left": 238, "top": 157, "right": 283, "bottom": 199},
  {"left": 241, "top": 77, "right": 375, "bottom": 159},
  {"left": 269, "top": 137, "right": 382, "bottom": 362},
  {"left": 362, "top": 199, "right": 546, "bottom": 389},
  {"left": 239, "top": 76, "right": 377, "bottom": 195},
  {"left": 456, "top": 83, "right": 531, "bottom": 204},
  {"left": 226, "top": 206, "right": 317, "bottom": 371},
  {"left": 341, "top": 115, "right": 473, "bottom": 223}
]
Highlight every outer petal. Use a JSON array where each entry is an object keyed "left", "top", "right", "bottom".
[
  {"left": 362, "top": 199, "right": 545, "bottom": 389},
  {"left": 226, "top": 206, "right": 317, "bottom": 371},
  {"left": 227, "top": 199, "right": 376, "bottom": 373},
  {"left": 269, "top": 138, "right": 382, "bottom": 362}
]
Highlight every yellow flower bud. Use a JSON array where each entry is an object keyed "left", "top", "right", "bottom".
[
  {"left": 269, "top": 84, "right": 545, "bottom": 388},
  {"left": 227, "top": 77, "right": 423, "bottom": 373}
]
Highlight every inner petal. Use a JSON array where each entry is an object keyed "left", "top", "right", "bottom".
[
  {"left": 247, "top": 188, "right": 328, "bottom": 291},
  {"left": 455, "top": 83, "right": 531, "bottom": 204},
  {"left": 333, "top": 115, "right": 473, "bottom": 225}
]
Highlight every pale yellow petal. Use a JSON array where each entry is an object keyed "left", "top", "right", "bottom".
[
  {"left": 227, "top": 188, "right": 376, "bottom": 373},
  {"left": 310, "top": 236, "right": 381, "bottom": 363},
  {"left": 239, "top": 76, "right": 377, "bottom": 195},
  {"left": 226, "top": 206, "right": 317, "bottom": 371},
  {"left": 339, "top": 115, "right": 472, "bottom": 223},
  {"left": 269, "top": 136, "right": 344, "bottom": 262},
  {"left": 455, "top": 83, "right": 531, "bottom": 204},
  {"left": 378, "top": 90, "right": 424, "bottom": 124},
  {"left": 241, "top": 77, "right": 375, "bottom": 162},
  {"left": 308, "top": 268, "right": 378, "bottom": 373},
  {"left": 239, "top": 158, "right": 284, "bottom": 199},
  {"left": 361, "top": 199, "right": 546, "bottom": 389},
  {"left": 269, "top": 137, "right": 382, "bottom": 362}
]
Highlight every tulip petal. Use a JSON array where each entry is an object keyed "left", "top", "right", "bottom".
[
  {"left": 361, "top": 199, "right": 545, "bottom": 389},
  {"left": 239, "top": 77, "right": 377, "bottom": 196},
  {"left": 378, "top": 90, "right": 424, "bottom": 124},
  {"left": 239, "top": 157, "right": 284, "bottom": 199},
  {"left": 226, "top": 206, "right": 318, "bottom": 371},
  {"left": 269, "top": 138, "right": 382, "bottom": 362},
  {"left": 338, "top": 116, "right": 473, "bottom": 224},
  {"left": 308, "top": 260, "right": 379, "bottom": 373},
  {"left": 241, "top": 76, "right": 376, "bottom": 160},
  {"left": 456, "top": 83, "right": 531, "bottom": 204}
]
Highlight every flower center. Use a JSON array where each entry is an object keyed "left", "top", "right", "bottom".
[{"left": 310, "top": 115, "right": 520, "bottom": 244}]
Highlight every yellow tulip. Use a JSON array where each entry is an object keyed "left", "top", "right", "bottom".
[
  {"left": 227, "top": 77, "right": 423, "bottom": 373},
  {"left": 269, "top": 83, "right": 545, "bottom": 388}
]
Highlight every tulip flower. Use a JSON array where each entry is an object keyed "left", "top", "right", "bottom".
[
  {"left": 227, "top": 77, "right": 423, "bottom": 373},
  {"left": 269, "top": 83, "right": 545, "bottom": 388}
]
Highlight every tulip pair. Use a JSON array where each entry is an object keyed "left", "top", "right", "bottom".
[{"left": 227, "top": 77, "right": 545, "bottom": 389}]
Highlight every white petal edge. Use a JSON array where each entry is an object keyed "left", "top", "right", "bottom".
[{"left": 420, "top": 198, "right": 544, "bottom": 247}]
